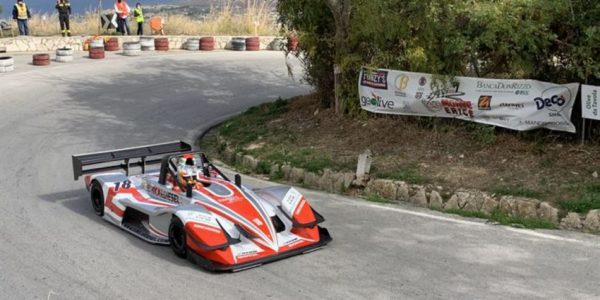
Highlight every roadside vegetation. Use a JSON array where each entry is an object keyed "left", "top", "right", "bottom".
[
  {"left": 15, "top": 0, "right": 278, "bottom": 36},
  {"left": 200, "top": 94, "right": 600, "bottom": 229}
]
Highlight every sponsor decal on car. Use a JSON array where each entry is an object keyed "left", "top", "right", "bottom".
[{"left": 149, "top": 185, "right": 180, "bottom": 204}]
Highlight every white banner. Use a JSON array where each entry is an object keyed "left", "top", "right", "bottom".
[
  {"left": 358, "top": 68, "right": 580, "bottom": 133},
  {"left": 582, "top": 84, "right": 599, "bottom": 121}
]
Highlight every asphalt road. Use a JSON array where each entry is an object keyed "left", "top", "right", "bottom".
[{"left": 0, "top": 50, "right": 599, "bottom": 300}]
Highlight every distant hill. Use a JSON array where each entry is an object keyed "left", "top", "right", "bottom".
[{"left": 0, "top": 0, "right": 218, "bottom": 18}]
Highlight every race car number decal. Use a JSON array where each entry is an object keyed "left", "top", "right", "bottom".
[
  {"left": 281, "top": 188, "right": 302, "bottom": 216},
  {"left": 113, "top": 180, "right": 131, "bottom": 191}
]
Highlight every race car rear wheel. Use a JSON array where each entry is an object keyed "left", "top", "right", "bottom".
[
  {"left": 169, "top": 217, "right": 187, "bottom": 258},
  {"left": 90, "top": 181, "right": 104, "bottom": 216}
]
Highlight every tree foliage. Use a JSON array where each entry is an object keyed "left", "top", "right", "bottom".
[{"left": 278, "top": 0, "right": 600, "bottom": 114}]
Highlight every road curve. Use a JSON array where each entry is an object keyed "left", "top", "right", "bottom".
[{"left": 0, "top": 51, "right": 599, "bottom": 300}]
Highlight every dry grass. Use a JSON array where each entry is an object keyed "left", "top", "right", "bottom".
[{"left": 20, "top": 0, "right": 278, "bottom": 36}]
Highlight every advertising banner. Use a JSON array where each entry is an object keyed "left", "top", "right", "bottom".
[
  {"left": 582, "top": 84, "right": 599, "bottom": 121},
  {"left": 359, "top": 68, "right": 580, "bottom": 133}
]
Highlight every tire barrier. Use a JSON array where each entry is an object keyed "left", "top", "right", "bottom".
[
  {"left": 0, "top": 56, "right": 14, "bottom": 73},
  {"left": 140, "top": 36, "right": 155, "bottom": 51},
  {"left": 123, "top": 42, "right": 141, "bottom": 56},
  {"left": 0, "top": 46, "right": 6, "bottom": 53},
  {"left": 185, "top": 38, "right": 200, "bottom": 51},
  {"left": 55, "top": 47, "right": 74, "bottom": 63},
  {"left": 89, "top": 47, "right": 105, "bottom": 59},
  {"left": 154, "top": 37, "right": 169, "bottom": 51},
  {"left": 33, "top": 53, "right": 50, "bottom": 66},
  {"left": 104, "top": 37, "right": 119, "bottom": 51},
  {"left": 89, "top": 39, "right": 104, "bottom": 49},
  {"left": 287, "top": 35, "right": 299, "bottom": 51},
  {"left": 200, "top": 37, "right": 214, "bottom": 51},
  {"left": 231, "top": 37, "right": 246, "bottom": 51},
  {"left": 245, "top": 36, "right": 260, "bottom": 51}
]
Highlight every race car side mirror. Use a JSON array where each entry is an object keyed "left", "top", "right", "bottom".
[{"left": 235, "top": 174, "right": 241, "bottom": 187}]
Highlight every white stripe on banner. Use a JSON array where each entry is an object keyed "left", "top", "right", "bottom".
[
  {"left": 358, "top": 67, "right": 580, "bottom": 133},
  {"left": 582, "top": 84, "right": 600, "bottom": 121}
]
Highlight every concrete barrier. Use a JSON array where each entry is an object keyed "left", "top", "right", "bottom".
[{"left": 0, "top": 36, "right": 282, "bottom": 52}]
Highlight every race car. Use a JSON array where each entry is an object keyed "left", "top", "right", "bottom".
[{"left": 72, "top": 141, "right": 332, "bottom": 272}]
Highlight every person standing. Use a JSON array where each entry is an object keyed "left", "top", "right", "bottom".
[
  {"left": 55, "top": 0, "right": 71, "bottom": 37},
  {"left": 133, "top": 2, "right": 144, "bottom": 35},
  {"left": 114, "top": 0, "right": 131, "bottom": 35},
  {"left": 12, "top": 0, "right": 31, "bottom": 36}
]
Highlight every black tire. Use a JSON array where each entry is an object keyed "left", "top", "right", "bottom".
[
  {"left": 169, "top": 217, "right": 187, "bottom": 258},
  {"left": 90, "top": 181, "right": 104, "bottom": 216}
]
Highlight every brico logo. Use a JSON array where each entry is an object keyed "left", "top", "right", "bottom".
[
  {"left": 534, "top": 86, "right": 571, "bottom": 112},
  {"left": 360, "top": 93, "right": 395, "bottom": 109}
]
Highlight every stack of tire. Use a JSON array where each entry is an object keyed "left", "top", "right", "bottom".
[
  {"left": 123, "top": 42, "right": 141, "bottom": 56},
  {"left": 287, "top": 35, "right": 299, "bottom": 51},
  {"left": 104, "top": 37, "right": 119, "bottom": 51},
  {"left": 89, "top": 47, "right": 105, "bottom": 59},
  {"left": 185, "top": 38, "right": 200, "bottom": 51},
  {"left": 33, "top": 54, "right": 50, "bottom": 66},
  {"left": 0, "top": 56, "right": 14, "bottom": 73},
  {"left": 200, "top": 37, "right": 214, "bottom": 51},
  {"left": 155, "top": 37, "right": 169, "bottom": 51},
  {"left": 140, "top": 36, "right": 155, "bottom": 51},
  {"left": 231, "top": 37, "right": 246, "bottom": 51},
  {"left": 0, "top": 46, "right": 6, "bottom": 54},
  {"left": 55, "top": 47, "right": 73, "bottom": 63},
  {"left": 245, "top": 37, "right": 260, "bottom": 51},
  {"left": 89, "top": 38, "right": 104, "bottom": 49}
]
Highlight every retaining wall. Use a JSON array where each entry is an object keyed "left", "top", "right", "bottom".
[{"left": 0, "top": 36, "right": 282, "bottom": 52}]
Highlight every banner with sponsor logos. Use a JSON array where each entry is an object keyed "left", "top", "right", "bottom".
[
  {"left": 358, "top": 67, "right": 580, "bottom": 133},
  {"left": 582, "top": 84, "right": 599, "bottom": 121}
]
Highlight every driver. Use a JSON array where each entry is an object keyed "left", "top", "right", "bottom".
[{"left": 177, "top": 154, "right": 198, "bottom": 187}]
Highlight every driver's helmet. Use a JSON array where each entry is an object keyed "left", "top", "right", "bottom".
[{"left": 177, "top": 154, "right": 198, "bottom": 186}]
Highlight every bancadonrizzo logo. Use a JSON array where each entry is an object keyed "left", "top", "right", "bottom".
[
  {"left": 534, "top": 86, "right": 571, "bottom": 112},
  {"left": 477, "top": 81, "right": 532, "bottom": 90},
  {"left": 360, "top": 93, "right": 395, "bottom": 109},
  {"left": 361, "top": 69, "right": 388, "bottom": 89}
]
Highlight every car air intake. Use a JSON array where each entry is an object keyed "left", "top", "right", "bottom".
[{"left": 271, "top": 215, "right": 286, "bottom": 233}]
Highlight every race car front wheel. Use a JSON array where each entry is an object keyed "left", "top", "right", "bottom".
[
  {"left": 169, "top": 217, "right": 187, "bottom": 259},
  {"left": 90, "top": 181, "right": 104, "bottom": 216}
]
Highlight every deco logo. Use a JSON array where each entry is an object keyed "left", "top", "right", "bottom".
[{"left": 534, "top": 86, "right": 572, "bottom": 112}]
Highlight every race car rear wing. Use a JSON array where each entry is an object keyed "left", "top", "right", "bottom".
[{"left": 72, "top": 141, "right": 192, "bottom": 180}]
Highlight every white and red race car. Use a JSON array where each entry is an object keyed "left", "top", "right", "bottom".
[{"left": 72, "top": 141, "right": 331, "bottom": 272}]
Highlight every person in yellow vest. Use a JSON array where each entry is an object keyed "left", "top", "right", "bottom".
[
  {"left": 12, "top": 0, "right": 31, "bottom": 36},
  {"left": 133, "top": 2, "right": 144, "bottom": 36},
  {"left": 114, "top": 0, "right": 131, "bottom": 35},
  {"left": 55, "top": 0, "right": 71, "bottom": 37}
]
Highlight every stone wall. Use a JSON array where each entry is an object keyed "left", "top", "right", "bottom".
[
  {"left": 0, "top": 36, "right": 282, "bottom": 52},
  {"left": 220, "top": 143, "right": 600, "bottom": 235}
]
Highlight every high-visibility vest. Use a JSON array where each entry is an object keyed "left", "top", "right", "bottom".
[
  {"left": 115, "top": 2, "right": 129, "bottom": 18},
  {"left": 15, "top": 3, "right": 28, "bottom": 19},
  {"left": 133, "top": 7, "right": 144, "bottom": 23}
]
